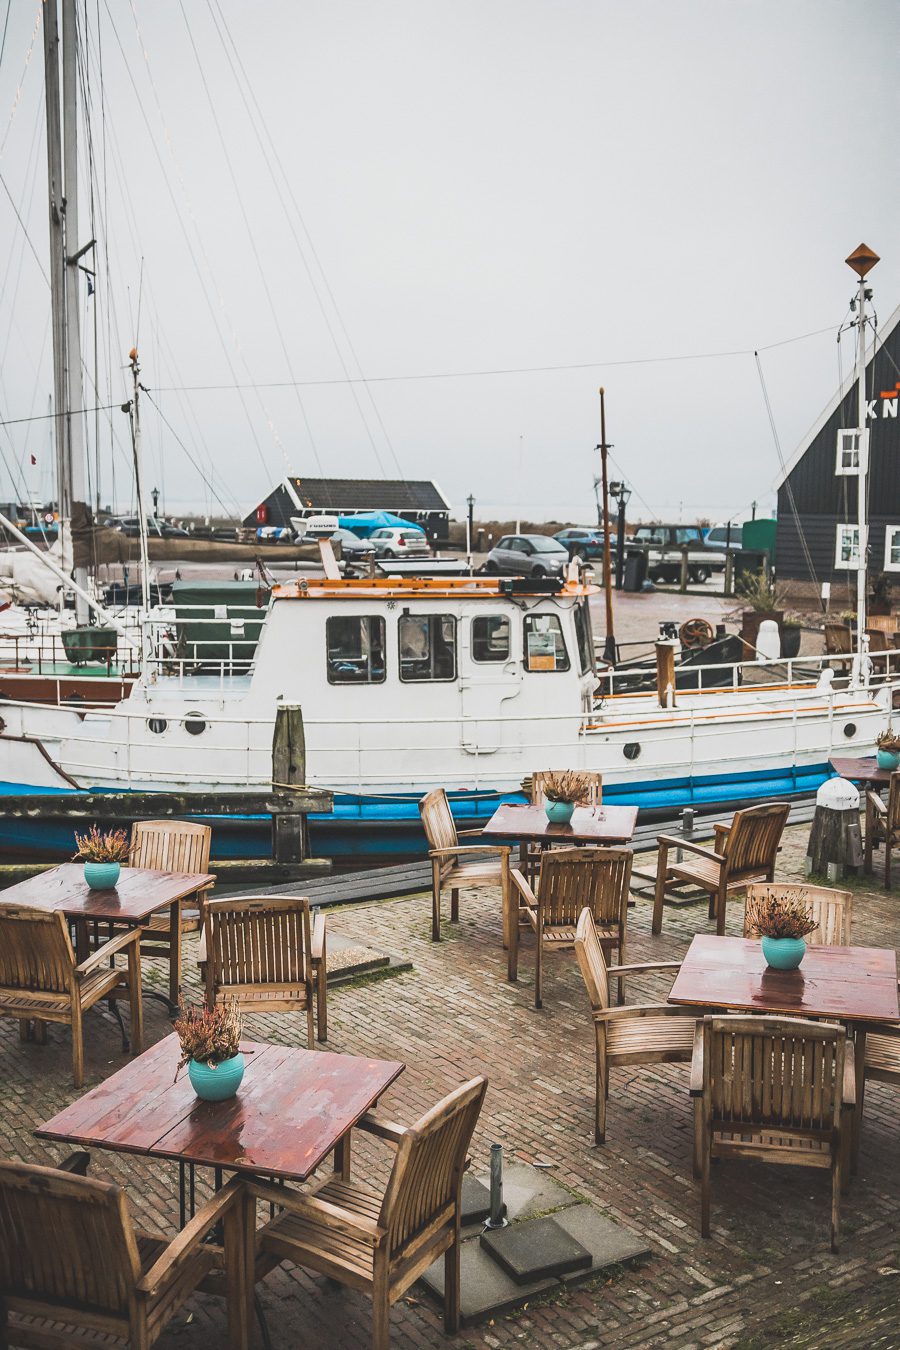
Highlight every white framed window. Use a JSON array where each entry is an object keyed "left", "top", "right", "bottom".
[
  {"left": 835, "top": 428, "right": 868, "bottom": 475},
  {"left": 885, "top": 526, "right": 900, "bottom": 573},
  {"left": 835, "top": 524, "right": 861, "bottom": 568}
]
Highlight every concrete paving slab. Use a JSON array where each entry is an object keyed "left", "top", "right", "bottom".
[{"left": 480, "top": 1216, "right": 592, "bottom": 1283}]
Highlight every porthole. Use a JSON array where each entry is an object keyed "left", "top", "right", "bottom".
[
  {"left": 184, "top": 712, "right": 207, "bottom": 736},
  {"left": 623, "top": 742, "right": 641, "bottom": 760},
  {"left": 843, "top": 723, "right": 857, "bottom": 738},
  {"left": 148, "top": 717, "right": 168, "bottom": 735}
]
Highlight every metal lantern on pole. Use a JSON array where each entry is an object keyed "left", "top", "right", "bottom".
[{"left": 609, "top": 480, "right": 632, "bottom": 590}]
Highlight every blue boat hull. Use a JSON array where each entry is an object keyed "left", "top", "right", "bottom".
[{"left": 0, "top": 760, "right": 832, "bottom": 860}]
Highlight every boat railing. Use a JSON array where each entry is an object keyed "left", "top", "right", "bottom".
[
  {"left": 0, "top": 627, "right": 142, "bottom": 677},
  {"left": 595, "top": 645, "right": 900, "bottom": 698},
  {"left": 141, "top": 604, "right": 266, "bottom": 688}
]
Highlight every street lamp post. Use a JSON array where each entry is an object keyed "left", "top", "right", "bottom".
[
  {"left": 609, "top": 481, "right": 632, "bottom": 589},
  {"left": 466, "top": 493, "right": 475, "bottom": 574}
]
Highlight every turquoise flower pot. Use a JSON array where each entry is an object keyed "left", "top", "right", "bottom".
[
  {"left": 187, "top": 1052, "right": 245, "bottom": 1102},
  {"left": 83, "top": 861, "right": 120, "bottom": 890},
  {"left": 545, "top": 800, "right": 575, "bottom": 824},
  {"left": 876, "top": 748, "right": 900, "bottom": 771},
  {"left": 761, "top": 936, "right": 806, "bottom": 970}
]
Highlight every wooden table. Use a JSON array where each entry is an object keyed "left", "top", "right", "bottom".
[
  {"left": 0, "top": 863, "right": 216, "bottom": 1010},
  {"left": 669, "top": 934, "right": 899, "bottom": 1166},
  {"left": 829, "top": 756, "right": 893, "bottom": 788},
  {"left": 37, "top": 1032, "right": 404, "bottom": 1222},
  {"left": 481, "top": 802, "right": 638, "bottom": 845}
]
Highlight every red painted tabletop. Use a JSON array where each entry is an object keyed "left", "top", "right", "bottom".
[
  {"left": 830, "top": 756, "right": 894, "bottom": 787},
  {"left": 668, "top": 934, "right": 900, "bottom": 1024},
  {"left": 481, "top": 802, "right": 638, "bottom": 845},
  {"left": 0, "top": 863, "right": 215, "bottom": 922},
  {"left": 36, "top": 1033, "right": 404, "bottom": 1182}
]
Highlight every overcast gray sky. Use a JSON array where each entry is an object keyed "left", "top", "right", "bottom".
[{"left": 1, "top": 0, "right": 898, "bottom": 524}]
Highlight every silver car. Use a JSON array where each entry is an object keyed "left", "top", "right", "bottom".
[
  {"left": 485, "top": 533, "right": 570, "bottom": 577},
  {"left": 368, "top": 526, "right": 431, "bottom": 558}
]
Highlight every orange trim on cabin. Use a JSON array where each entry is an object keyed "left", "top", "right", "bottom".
[{"left": 272, "top": 576, "right": 599, "bottom": 601}]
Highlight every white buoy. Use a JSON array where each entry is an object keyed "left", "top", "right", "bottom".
[{"left": 756, "top": 619, "right": 781, "bottom": 661}]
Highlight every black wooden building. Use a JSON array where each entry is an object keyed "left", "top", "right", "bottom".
[
  {"left": 775, "top": 301, "right": 900, "bottom": 584},
  {"left": 244, "top": 476, "right": 452, "bottom": 545}
]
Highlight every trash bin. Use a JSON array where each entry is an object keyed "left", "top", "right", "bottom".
[
  {"left": 733, "top": 548, "right": 769, "bottom": 586},
  {"left": 624, "top": 548, "right": 647, "bottom": 592}
]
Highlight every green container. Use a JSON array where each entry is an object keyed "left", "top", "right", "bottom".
[
  {"left": 742, "top": 518, "right": 777, "bottom": 562},
  {"left": 172, "top": 581, "right": 269, "bottom": 668},
  {"left": 61, "top": 626, "right": 118, "bottom": 665}
]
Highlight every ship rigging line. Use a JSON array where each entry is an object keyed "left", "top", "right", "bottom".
[{"left": 754, "top": 350, "right": 820, "bottom": 604}]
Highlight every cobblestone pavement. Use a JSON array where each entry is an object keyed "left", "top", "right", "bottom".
[{"left": 3, "top": 824, "right": 899, "bottom": 1350}]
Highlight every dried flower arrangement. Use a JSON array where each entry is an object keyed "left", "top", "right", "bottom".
[
  {"left": 73, "top": 825, "right": 130, "bottom": 864},
  {"left": 539, "top": 770, "right": 595, "bottom": 806},
  {"left": 745, "top": 889, "right": 818, "bottom": 941},
  {"left": 876, "top": 728, "right": 900, "bottom": 753},
  {"left": 174, "top": 998, "right": 243, "bottom": 1077}
]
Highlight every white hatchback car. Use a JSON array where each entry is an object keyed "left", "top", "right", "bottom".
[{"left": 368, "top": 526, "right": 431, "bottom": 558}]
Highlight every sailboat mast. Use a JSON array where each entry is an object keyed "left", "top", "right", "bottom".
[
  {"left": 61, "top": 0, "right": 90, "bottom": 621},
  {"left": 129, "top": 350, "right": 152, "bottom": 622},
  {"left": 846, "top": 243, "right": 879, "bottom": 687},
  {"left": 41, "top": 0, "right": 68, "bottom": 561}
]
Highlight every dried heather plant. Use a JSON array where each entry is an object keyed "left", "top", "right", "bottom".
[
  {"left": 174, "top": 998, "right": 243, "bottom": 1076},
  {"left": 73, "top": 824, "right": 130, "bottom": 864},
  {"left": 539, "top": 770, "right": 595, "bottom": 806},
  {"left": 745, "top": 889, "right": 817, "bottom": 940}
]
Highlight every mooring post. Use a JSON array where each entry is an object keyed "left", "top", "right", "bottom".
[
  {"left": 679, "top": 544, "right": 689, "bottom": 593},
  {"left": 271, "top": 702, "right": 307, "bottom": 863},
  {"left": 485, "top": 1143, "right": 508, "bottom": 1229}
]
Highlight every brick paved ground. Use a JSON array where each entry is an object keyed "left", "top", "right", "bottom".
[{"left": 3, "top": 824, "right": 899, "bottom": 1350}]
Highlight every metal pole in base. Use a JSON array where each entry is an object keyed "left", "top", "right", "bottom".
[{"left": 484, "top": 1143, "right": 508, "bottom": 1230}]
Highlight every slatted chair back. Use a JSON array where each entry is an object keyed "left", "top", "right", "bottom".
[
  {"left": 744, "top": 883, "right": 853, "bottom": 947},
  {"left": 379, "top": 1077, "right": 487, "bottom": 1261},
  {"left": 205, "top": 895, "right": 313, "bottom": 994},
  {"left": 0, "top": 1160, "right": 142, "bottom": 1321},
  {"left": 573, "top": 907, "right": 610, "bottom": 1014},
  {"left": 128, "top": 819, "right": 212, "bottom": 876},
  {"left": 887, "top": 772, "right": 900, "bottom": 833},
  {"left": 703, "top": 1016, "right": 845, "bottom": 1136},
  {"left": 721, "top": 803, "right": 789, "bottom": 878},
  {"left": 824, "top": 622, "right": 852, "bottom": 656},
  {"left": 530, "top": 771, "right": 602, "bottom": 807},
  {"left": 419, "top": 788, "right": 459, "bottom": 853},
  {"left": 0, "top": 907, "right": 75, "bottom": 994},
  {"left": 536, "top": 847, "right": 632, "bottom": 929}
]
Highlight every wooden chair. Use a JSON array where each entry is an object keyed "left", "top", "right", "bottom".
[
  {"left": 128, "top": 819, "right": 213, "bottom": 1006},
  {"left": 652, "top": 802, "right": 790, "bottom": 937},
  {"left": 419, "top": 788, "right": 511, "bottom": 944},
  {"left": 824, "top": 621, "right": 853, "bottom": 674},
  {"left": 204, "top": 893, "right": 326, "bottom": 1047},
  {"left": 0, "top": 906, "right": 143, "bottom": 1088},
  {"left": 573, "top": 908, "right": 700, "bottom": 1148},
  {"left": 690, "top": 1015, "right": 855, "bottom": 1251},
  {"left": 519, "top": 770, "right": 604, "bottom": 880},
  {"left": 743, "top": 882, "right": 853, "bottom": 946},
  {"left": 508, "top": 847, "right": 632, "bottom": 1007},
  {"left": 853, "top": 1016, "right": 900, "bottom": 1171},
  {"left": 864, "top": 771, "right": 900, "bottom": 887},
  {"left": 0, "top": 1155, "right": 252, "bottom": 1350},
  {"left": 248, "top": 1077, "right": 487, "bottom": 1350}
]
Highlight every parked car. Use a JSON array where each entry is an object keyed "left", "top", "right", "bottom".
[
  {"left": 630, "top": 524, "right": 724, "bottom": 583},
  {"left": 703, "top": 523, "right": 744, "bottom": 551},
  {"left": 115, "top": 516, "right": 190, "bottom": 539},
  {"left": 485, "top": 533, "right": 570, "bottom": 577},
  {"left": 328, "top": 528, "right": 377, "bottom": 563},
  {"left": 368, "top": 526, "right": 431, "bottom": 558},
  {"left": 554, "top": 526, "right": 616, "bottom": 560}
]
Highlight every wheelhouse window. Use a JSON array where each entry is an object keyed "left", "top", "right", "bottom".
[
  {"left": 399, "top": 614, "right": 457, "bottom": 682},
  {"left": 326, "top": 616, "right": 386, "bottom": 684},
  {"left": 523, "top": 614, "right": 570, "bottom": 672},
  {"left": 472, "top": 615, "right": 510, "bottom": 662},
  {"left": 573, "top": 601, "right": 594, "bottom": 675},
  {"left": 835, "top": 524, "right": 861, "bottom": 569},
  {"left": 885, "top": 526, "right": 900, "bottom": 573}
]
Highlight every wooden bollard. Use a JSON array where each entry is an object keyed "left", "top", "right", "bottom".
[
  {"left": 272, "top": 702, "right": 308, "bottom": 862},
  {"left": 655, "top": 642, "right": 677, "bottom": 709}
]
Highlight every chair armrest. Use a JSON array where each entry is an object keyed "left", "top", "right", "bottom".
[
  {"left": 311, "top": 910, "right": 326, "bottom": 962},
  {"left": 867, "top": 792, "right": 887, "bottom": 816},
  {"left": 658, "top": 835, "right": 725, "bottom": 865},
  {"left": 75, "top": 926, "right": 140, "bottom": 975},
  {"left": 842, "top": 1048, "right": 856, "bottom": 1110},
  {"left": 593, "top": 1003, "right": 699, "bottom": 1023},
  {"left": 509, "top": 867, "right": 537, "bottom": 907},
  {"left": 357, "top": 1112, "right": 408, "bottom": 1146},
  {"left": 458, "top": 827, "right": 485, "bottom": 837},
  {"left": 246, "top": 1177, "right": 385, "bottom": 1244},
  {"left": 428, "top": 845, "right": 511, "bottom": 858},
  {"left": 56, "top": 1150, "right": 91, "bottom": 1175},
  {"left": 689, "top": 1022, "right": 705, "bottom": 1097},
  {"left": 137, "top": 1176, "right": 244, "bottom": 1297},
  {"left": 607, "top": 961, "right": 682, "bottom": 976}
]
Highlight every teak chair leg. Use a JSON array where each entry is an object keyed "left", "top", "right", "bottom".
[
  {"left": 305, "top": 999, "right": 315, "bottom": 1051},
  {"left": 444, "top": 1229, "right": 461, "bottom": 1334},
  {"left": 450, "top": 888, "right": 460, "bottom": 922},
  {"left": 71, "top": 1002, "right": 84, "bottom": 1090},
  {"left": 715, "top": 882, "right": 728, "bottom": 936},
  {"left": 507, "top": 900, "right": 518, "bottom": 983},
  {"left": 534, "top": 911, "right": 543, "bottom": 1009},
  {"left": 595, "top": 1042, "right": 607, "bottom": 1145},
  {"left": 431, "top": 859, "right": 442, "bottom": 942},
  {"left": 864, "top": 801, "right": 874, "bottom": 874},
  {"left": 831, "top": 1151, "right": 842, "bottom": 1253},
  {"left": 128, "top": 942, "right": 143, "bottom": 1058},
  {"left": 652, "top": 844, "right": 669, "bottom": 935},
  {"left": 371, "top": 1268, "right": 390, "bottom": 1350},
  {"left": 168, "top": 899, "right": 183, "bottom": 1009},
  {"left": 700, "top": 1137, "right": 711, "bottom": 1238},
  {"left": 316, "top": 965, "right": 328, "bottom": 1043}
]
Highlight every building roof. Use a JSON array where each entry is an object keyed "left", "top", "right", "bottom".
[
  {"left": 288, "top": 477, "right": 450, "bottom": 512},
  {"left": 772, "top": 299, "right": 900, "bottom": 491}
]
